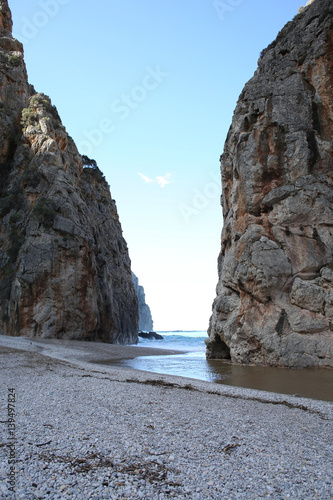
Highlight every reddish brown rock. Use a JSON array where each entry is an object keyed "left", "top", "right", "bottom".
[
  {"left": 0, "top": 0, "right": 12, "bottom": 32},
  {"left": 207, "top": 0, "right": 333, "bottom": 367}
]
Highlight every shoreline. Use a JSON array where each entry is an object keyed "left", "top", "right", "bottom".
[
  {"left": 0, "top": 334, "right": 186, "bottom": 362},
  {"left": 1, "top": 335, "right": 332, "bottom": 498},
  {"left": 1, "top": 334, "right": 332, "bottom": 412}
]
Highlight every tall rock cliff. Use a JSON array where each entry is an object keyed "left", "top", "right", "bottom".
[
  {"left": 0, "top": 0, "right": 138, "bottom": 343},
  {"left": 132, "top": 272, "right": 154, "bottom": 332},
  {"left": 207, "top": 0, "right": 333, "bottom": 367}
]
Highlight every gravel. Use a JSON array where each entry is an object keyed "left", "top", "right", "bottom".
[{"left": 0, "top": 336, "right": 332, "bottom": 499}]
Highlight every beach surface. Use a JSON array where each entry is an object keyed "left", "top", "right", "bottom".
[{"left": 0, "top": 335, "right": 332, "bottom": 499}]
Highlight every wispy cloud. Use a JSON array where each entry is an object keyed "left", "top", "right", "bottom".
[
  {"left": 156, "top": 173, "right": 172, "bottom": 188},
  {"left": 138, "top": 172, "right": 154, "bottom": 184},
  {"left": 138, "top": 172, "right": 173, "bottom": 188}
]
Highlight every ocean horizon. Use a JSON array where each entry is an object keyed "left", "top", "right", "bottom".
[{"left": 137, "top": 330, "right": 207, "bottom": 352}]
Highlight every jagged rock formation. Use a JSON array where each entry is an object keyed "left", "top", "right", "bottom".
[
  {"left": 0, "top": 0, "right": 138, "bottom": 343},
  {"left": 207, "top": 0, "right": 333, "bottom": 367},
  {"left": 132, "top": 272, "right": 154, "bottom": 332}
]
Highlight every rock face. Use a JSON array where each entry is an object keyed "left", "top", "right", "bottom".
[
  {"left": 207, "top": 0, "right": 333, "bottom": 367},
  {"left": 0, "top": 0, "right": 138, "bottom": 343},
  {"left": 132, "top": 272, "right": 154, "bottom": 332}
]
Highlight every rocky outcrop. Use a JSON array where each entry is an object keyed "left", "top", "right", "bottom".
[
  {"left": 132, "top": 272, "right": 154, "bottom": 332},
  {"left": 207, "top": 0, "right": 333, "bottom": 367},
  {"left": 138, "top": 331, "right": 163, "bottom": 340},
  {"left": 0, "top": 0, "right": 138, "bottom": 343}
]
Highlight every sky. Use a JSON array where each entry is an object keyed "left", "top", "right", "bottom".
[{"left": 10, "top": 0, "right": 306, "bottom": 331}]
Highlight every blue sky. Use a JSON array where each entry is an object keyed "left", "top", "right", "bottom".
[{"left": 11, "top": 0, "right": 305, "bottom": 331}]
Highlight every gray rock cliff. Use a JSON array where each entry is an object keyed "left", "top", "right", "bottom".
[
  {"left": 132, "top": 272, "right": 154, "bottom": 332},
  {"left": 207, "top": 0, "right": 333, "bottom": 367},
  {"left": 0, "top": 0, "right": 139, "bottom": 343}
]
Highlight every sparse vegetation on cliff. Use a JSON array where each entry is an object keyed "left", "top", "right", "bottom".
[
  {"left": 21, "top": 107, "right": 37, "bottom": 130},
  {"left": 9, "top": 54, "right": 21, "bottom": 66},
  {"left": 82, "top": 155, "right": 107, "bottom": 185},
  {"left": 22, "top": 164, "right": 44, "bottom": 189},
  {"left": 21, "top": 94, "right": 61, "bottom": 132},
  {"left": 32, "top": 198, "right": 57, "bottom": 229},
  {"left": 30, "top": 94, "right": 61, "bottom": 120}
]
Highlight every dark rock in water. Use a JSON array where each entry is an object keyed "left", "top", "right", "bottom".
[
  {"left": 207, "top": 0, "right": 333, "bottom": 367},
  {"left": 0, "top": 0, "right": 138, "bottom": 344},
  {"left": 132, "top": 272, "right": 154, "bottom": 332},
  {"left": 139, "top": 332, "right": 163, "bottom": 340}
]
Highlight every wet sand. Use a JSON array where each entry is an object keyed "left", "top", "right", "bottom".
[{"left": 0, "top": 335, "right": 185, "bottom": 365}]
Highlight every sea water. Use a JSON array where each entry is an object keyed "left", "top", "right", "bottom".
[
  {"left": 120, "top": 331, "right": 333, "bottom": 402},
  {"left": 137, "top": 331, "right": 206, "bottom": 352}
]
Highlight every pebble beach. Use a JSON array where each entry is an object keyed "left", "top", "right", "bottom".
[{"left": 0, "top": 336, "right": 332, "bottom": 499}]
